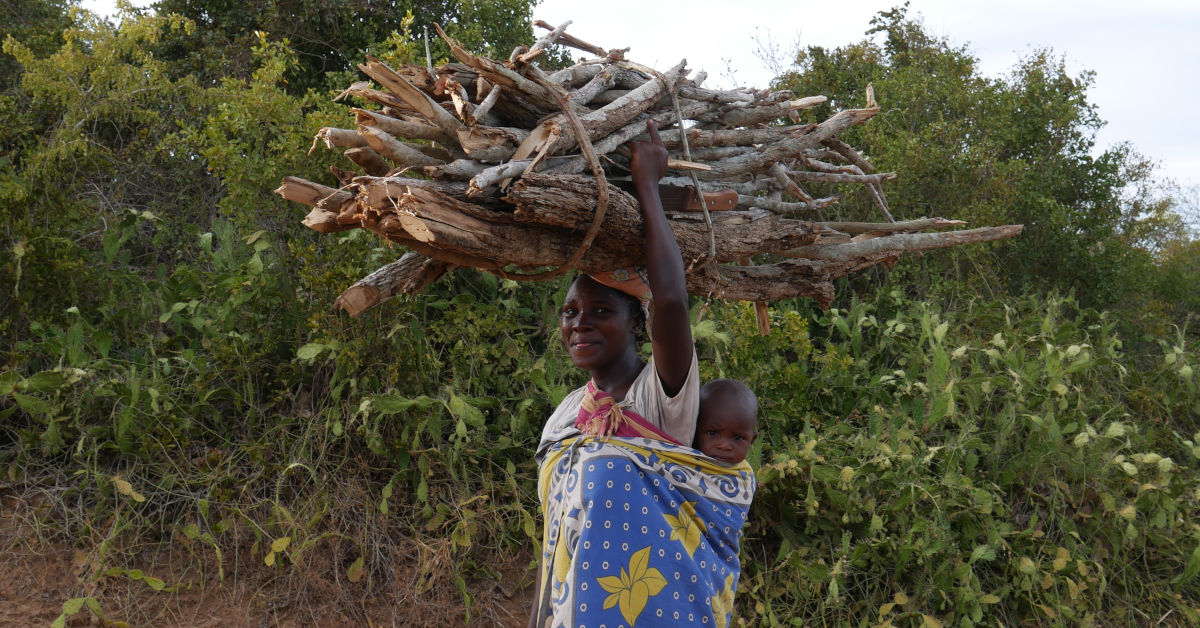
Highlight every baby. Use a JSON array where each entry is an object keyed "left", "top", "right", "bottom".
[{"left": 693, "top": 379, "right": 759, "bottom": 464}]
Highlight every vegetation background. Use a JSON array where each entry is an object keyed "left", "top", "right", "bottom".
[{"left": 2, "top": 1, "right": 1198, "bottom": 625}]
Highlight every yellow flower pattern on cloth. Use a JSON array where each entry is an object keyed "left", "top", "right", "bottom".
[
  {"left": 597, "top": 546, "right": 668, "bottom": 626},
  {"left": 710, "top": 573, "right": 736, "bottom": 628},
  {"left": 663, "top": 500, "right": 705, "bottom": 557},
  {"left": 552, "top": 523, "right": 572, "bottom": 585},
  {"left": 534, "top": 438, "right": 754, "bottom": 627}
]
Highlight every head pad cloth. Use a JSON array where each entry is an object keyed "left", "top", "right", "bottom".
[
  {"left": 587, "top": 268, "right": 651, "bottom": 305},
  {"left": 587, "top": 268, "right": 653, "bottom": 325}
]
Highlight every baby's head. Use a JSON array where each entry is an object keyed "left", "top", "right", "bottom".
[{"left": 693, "top": 379, "right": 758, "bottom": 464}]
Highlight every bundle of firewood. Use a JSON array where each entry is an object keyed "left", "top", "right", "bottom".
[{"left": 276, "top": 21, "right": 1021, "bottom": 320}]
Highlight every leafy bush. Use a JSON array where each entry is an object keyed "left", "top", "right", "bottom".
[
  {"left": 698, "top": 291, "right": 1200, "bottom": 626},
  {"left": 3, "top": 6, "right": 1199, "bottom": 626}
]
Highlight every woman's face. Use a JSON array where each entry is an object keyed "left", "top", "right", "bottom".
[{"left": 560, "top": 276, "right": 640, "bottom": 372}]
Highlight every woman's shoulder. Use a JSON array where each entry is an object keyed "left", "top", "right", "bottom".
[
  {"left": 627, "top": 350, "right": 698, "bottom": 402},
  {"left": 623, "top": 352, "right": 699, "bottom": 444}
]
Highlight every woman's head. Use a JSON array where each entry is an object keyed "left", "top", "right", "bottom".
[{"left": 560, "top": 275, "right": 645, "bottom": 373}]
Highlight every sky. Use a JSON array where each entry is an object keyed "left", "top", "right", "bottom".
[{"left": 81, "top": 0, "right": 1199, "bottom": 190}]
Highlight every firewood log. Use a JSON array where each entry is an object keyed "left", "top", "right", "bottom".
[{"left": 281, "top": 21, "right": 1023, "bottom": 318}]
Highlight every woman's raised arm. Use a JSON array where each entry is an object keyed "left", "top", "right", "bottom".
[{"left": 628, "top": 120, "right": 693, "bottom": 396}]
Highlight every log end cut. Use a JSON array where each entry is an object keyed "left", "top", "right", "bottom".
[{"left": 334, "top": 285, "right": 382, "bottom": 318}]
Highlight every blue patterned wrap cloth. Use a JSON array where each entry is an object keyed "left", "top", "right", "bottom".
[{"left": 534, "top": 436, "right": 756, "bottom": 628}]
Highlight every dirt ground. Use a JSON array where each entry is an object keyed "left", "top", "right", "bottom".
[{"left": 0, "top": 495, "right": 537, "bottom": 627}]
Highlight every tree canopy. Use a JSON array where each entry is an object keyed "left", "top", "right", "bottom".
[
  {"left": 149, "top": 0, "right": 539, "bottom": 92},
  {"left": 772, "top": 4, "right": 1174, "bottom": 307}
]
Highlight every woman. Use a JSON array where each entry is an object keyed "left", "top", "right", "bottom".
[{"left": 531, "top": 122, "right": 756, "bottom": 628}]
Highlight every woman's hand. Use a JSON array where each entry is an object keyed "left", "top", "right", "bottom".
[{"left": 629, "top": 120, "right": 669, "bottom": 188}]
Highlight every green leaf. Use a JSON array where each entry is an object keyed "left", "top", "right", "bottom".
[
  {"left": 61, "top": 598, "right": 85, "bottom": 615},
  {"left": 270, "top": 536, "right": 291, "bottom": 553},
  {"left": 144, "top": 576, "right": 166, "bottom": 591},
  {"left": 1018, "top": 557, "right": 1037, "bottom": 574},
  {"left": 347, "top": 557, "right": 364, "bottom": 583},
  {"left": 159, "top": 301, "right": 189, "bottom": 323},
  {"left": 969, "top": 545, "right": 995, "bottom": 564},
  {"left": 296, "top": 343, "right": 325, "bottom": 360},
  {"left": 112, "top": 476, "right": 146, "bottom": 503},
  {"left": 0, "top": 371, "right": 20, "bottom": 395},
  {"left": 21, "top": 371, "right": 68, "bottom": 392},
  {"left": 522, "top": 509, "right": 536, "bottom": 539},
  {"left": 1176, "top": 543, "right": 1200, "bottom": 584},
  {"left": 448, "top": 394, "right": 485, "bottom": 428},
  {"left": 371, "top": 394, "right": 434, "bottom": 414}
]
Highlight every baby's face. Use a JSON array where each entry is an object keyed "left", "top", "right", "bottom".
[{"left": 694, "top": 399, "right": 757, "bottom": 464}]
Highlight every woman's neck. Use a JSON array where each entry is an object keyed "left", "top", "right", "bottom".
[{"left": 590, "top": 351, "right": 645, "bottom": 402}]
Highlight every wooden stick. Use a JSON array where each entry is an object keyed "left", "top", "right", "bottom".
[
  {"left": 455, "top": 125, "right": 529, "bottom": 162},
  {"left": 344, "top": 147, "right": 391, "bottom": 176},
  {"left": 737, "top": 194, "right": 838, "bottom": 214},
  {"left": 275, "top": 176, "right": 351, "bottom": 208},
  {"left": 470, "top": 84, "right": 502, "bottom": 123},
  {"left": 787, "top": 169, "right": 897, "bottom": 185},
  {"left": 569, "top": 67, "right": 617, "bottom": 105},
  {"left": 693, "top": 108, "right": 879, "bottom": 179},
  {"left": 787, "top": 226, "right": 1024, "bottom": 261},
  {"left": 335, "top": 252, "right": 455, "bottom": 317},
  {"left": 547, "top": 62, "right": 604, "bottom": 87},
  {"left": 823, "top": 138, "right": 875, "bottom": 173},
  {"left": 799, "top": 155, "right": 861, "bottom": 175},
  {"left": 310, "top": 127, "right": 367, "bottom": 154},
  {"left": 815, "top": 218, "right": 966, "bottom": 234},
  {"left": 534, "top": 20, "right": 607, "bottom": 57},
  {"left": 352, "top": 108, "right": 455, "bottom": 146},
  {"left": 770, "top": 162, "right": 814, "bottom": 204},
  {"left": 718, "top": 96, "right": 828, "bottom": 127},
  {"left": 435, "top": 24, "right": 564, "bottom": 112},
  {"left": 613, "top": 145, "right": 710, "bottom": 171},
  {"left": 357, "top": 126, "right": 444, "bottom": 169},
  {"left": 358, "top": 59, "right": 465, "bottom": 141},
  {"left": 545, "top": 98, "right": 711, "bottom": 175},
  {"left": 518, "top": 20, "right": 571, "bottom": 64},
  {"left": 530, "top": 60, "right": 686, "bottom": 157}
]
